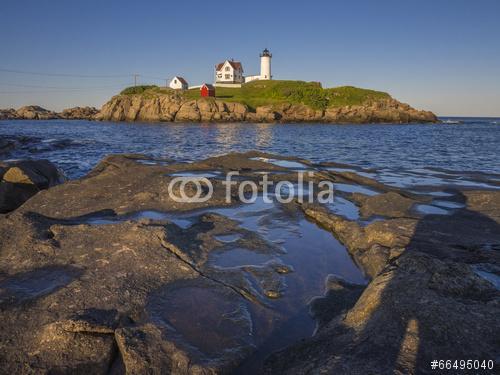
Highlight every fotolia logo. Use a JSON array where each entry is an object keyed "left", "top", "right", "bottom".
[{"left": 167, "top": 172, "right": 335, "bottom": 204}]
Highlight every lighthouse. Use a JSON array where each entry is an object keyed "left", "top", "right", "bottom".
[{"left": 260, "top": 48, "right": 272, "bottom": 80}]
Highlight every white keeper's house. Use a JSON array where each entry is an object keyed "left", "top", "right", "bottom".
[
  {"left": 169, "top": 76, "right": 189, "bottom": 90},
  {"left": 215, "top": 60, "right": 244, "bottom": 85},
  {"left": 215, "top": 48, "right": 272, "bottom": 87}
]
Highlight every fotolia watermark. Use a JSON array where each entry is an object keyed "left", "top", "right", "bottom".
[{"left": 167, "top": 172, "right": 335, "bottom": 204}]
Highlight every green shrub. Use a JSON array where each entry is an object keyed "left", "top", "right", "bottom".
[
  {"left": 118, "top": 81, "right": 390, "bottom": 110},
  {"left": 120, "top": 85, "right": 158, "bottom": 95}
]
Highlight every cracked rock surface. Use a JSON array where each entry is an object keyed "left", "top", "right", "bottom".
[{"left": 0, "top": 151, "right": 498, "bottom": 374}]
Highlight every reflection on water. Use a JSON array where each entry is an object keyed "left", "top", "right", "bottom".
[
  {"left": 214, "top": 233, "right": 242, "bottom": 243},
  {"left": 79, "top": 195, "right": 366, "bottom": 371},
  {"left": 254, "top": 123, "right": 273, "bottom": 148},
  {"left": 371, "top": 168, "right": 499, "bottom": 189},
  {"left": 169, "top": 171, "right": 221, "bottom": 178},
  {"left": 192, "top": 197, "right": 365, "bottom": 371},
  {"left": 211, "top": 248, "right": 274, "bottom": 268},
  {"left": 2, "top": 120, "right": 498, "bottom": 186},
  {"left": 432, "top": 200, "right": 465, "bottom": 209},
  {"left": 148, "top": 284, "right": 254, "bottom": 358},
  {"left": 333, "top": 183, "right": 379, "bottom": 196},
  {"left": 414, "top": 204, "right": 451, "bottom": 216},
  {"left": 471, "top": 263, "right": 500, "bottom": 290},
  {"left": 208, "top": 197, "right": 366, "bottom": 372},
  {"left": 84, "top": 210, "right": 194, "bottom": 228},
  {"left": 326, "top": 195, "right": 360, "bottom": 220},
  {"left": 250, "top": 157, "right": 309, "bottom": 170},
  {"left": 214, "top": 124, "right": 243, "bottom": 154}
]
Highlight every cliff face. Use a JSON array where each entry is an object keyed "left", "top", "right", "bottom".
[
  {"left": 95, "top": 94, "right": 438, "bottom": 123},
  {"left": 0, "top": 96, "right": 438, "bottom": 123}
]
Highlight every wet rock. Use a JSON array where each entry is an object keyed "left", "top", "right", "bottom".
[
  {"left": 309, "top": 275, "right": 365, "bottom": 329},
  {"left": 0, "top": 214, "right": 204, "bottom": 373},
  {"left": 242, "top": 264, "right": 286, "bottom": 299},
  {"left": 0, "top": 154, "right": 302, "bottom": 372},
  {"left": 0, "top": 159, "right": 66, "bottom": 213},
  {"left": 267, "top": 189, "right": 500, "bottom": 374},
  {"left": 146, "top": 278, "right": 254, "bottom": 370},
  {"left": 114, "top": 324, "right": 190, "bottom": 374},
  {"left": 0, "top": 152, "right": 498, "bottom": 374},
  {"left": 265, "top": 251, "right": 499, "bottom": 374},
  {"left": 270, "top": 263, "right": 293, "bottom": 274},
  {"left": 352, "top": 191, "right": 420, "bottom": 219}
]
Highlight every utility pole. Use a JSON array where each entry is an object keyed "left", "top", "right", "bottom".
[
  {"left": 165, "top": 79, "right": 168, "bottom": 88},
  {"left": 133, "top": 74, "right": 139, "bottom": 87}
]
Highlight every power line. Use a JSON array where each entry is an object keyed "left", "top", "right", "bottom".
[
  {"left": 0, "top": 68, "right": 169, "bottom": 82},
  {"left": 0, "top": 68, "right": 132, "bottom": 78},
  {"left": 141, "top": 75, "right": 167, "bottom": 81},
  {"left": 0, "top": 83, "right": 131, "bottom": 90},
  {"left": 0, "top": 84, "right": 133, "bottom": 94}
]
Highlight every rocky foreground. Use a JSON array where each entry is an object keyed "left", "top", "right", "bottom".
[
  {"left": 95, "top": 95, "right": 438, "bottom": 123},
  {"left": 0, "top": 152, "right": 498, "bottom": 374}
]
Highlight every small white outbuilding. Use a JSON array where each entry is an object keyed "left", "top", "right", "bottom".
[{"left": 169, "top": 76, "right": 189, "bottom": 90}]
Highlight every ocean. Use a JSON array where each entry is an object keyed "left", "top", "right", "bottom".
[{"left": 1, "top": 117, "right": 499, "bottom": 188}]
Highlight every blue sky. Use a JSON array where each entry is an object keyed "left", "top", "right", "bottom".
[{"left": 1, "top": 0, "right": 499, "bottom": 116}]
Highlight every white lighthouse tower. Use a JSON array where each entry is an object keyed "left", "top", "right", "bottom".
[{"left": 260, "top": 48, "right": 272, "bottom": 80}]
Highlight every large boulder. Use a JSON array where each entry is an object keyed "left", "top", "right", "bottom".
[{"left": 0, "top": 160, "right": 66, "bottom": 213}]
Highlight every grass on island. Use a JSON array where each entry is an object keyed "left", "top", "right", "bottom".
[{"left": 120, "top": 80, "right": 390, "bottom": 110}]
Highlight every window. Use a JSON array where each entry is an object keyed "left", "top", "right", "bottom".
[
  {"left": 225, "top": 74, "right": 230, "bottom": 79},
  {"left": 225, "top": 66, "right": 230, "bottom": 71}
]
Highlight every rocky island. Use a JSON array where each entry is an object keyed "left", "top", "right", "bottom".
[
  {"left": 1, "top": 81, "right": 438, "bottom": 124},
  {"left": 0, "top": 151, "right": 498, "bottom": 374},
  {"left": 0, "top": 106, "right": 99, "bottom": 121}
]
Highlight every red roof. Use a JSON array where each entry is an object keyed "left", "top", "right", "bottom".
[{"left": 215, "top": 60, "right": 243, "bottom": 72}]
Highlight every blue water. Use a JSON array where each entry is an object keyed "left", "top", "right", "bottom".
[{"left": 0, "top": 118, "right": 499, "bottom": 183}]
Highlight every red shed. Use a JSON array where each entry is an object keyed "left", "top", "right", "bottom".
[{"left": 200, "top": 83, "right": 215, "bottom": 97}]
